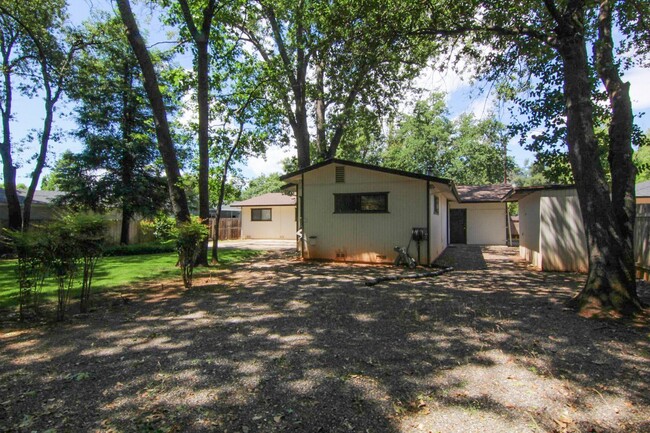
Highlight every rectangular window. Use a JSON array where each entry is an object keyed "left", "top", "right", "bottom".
[
  {"left": 434, "top": 195, "right": 440, "bottom": 215},
  {"left": 251, "top": 208, "right": 272, "bottom": 221},
  {"left": 334, "top": 192, "right": 388, "bottom": 213}
]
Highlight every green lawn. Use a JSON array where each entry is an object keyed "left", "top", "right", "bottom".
[{"left": 0, "top": 249, "right": 262, "bottom": 310}]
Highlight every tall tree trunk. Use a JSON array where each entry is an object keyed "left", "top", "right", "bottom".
[
  {"left": 120, "top": 206, "right": 132, "bottom": 245},
  {"left": 293, "top": 111, "right": 310, "bottom": 168},
  {"left": 177, "top": 0, "right": 216, "bottom": 266},
  {"left": 23, "top": 90, "right": 53, "bottom": 229},
  {"left": 211, "top": 123, "right": 244, "bottom": 264},
  {"left": 196, "top": 39, "right": 210, "bottom": 265},
  {"left": 116, "top": 0, "right": 190, "bottom": 223},
  {"left": 1, "top": 43, "right": 22, "bottom": 230},
  {"left": 315, "top": 61, "right": 326, "bottom": 159},
  {"left": 557, "top": 20, "right": 642, "bottom": 315}
]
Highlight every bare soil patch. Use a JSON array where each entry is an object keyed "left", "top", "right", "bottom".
[{"left": 1, "top": 246, "right": 648, "bottom": 433}]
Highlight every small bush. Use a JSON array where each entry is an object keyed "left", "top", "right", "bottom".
[
  {"left": 66, "top": 214, "right": 106, "bottom": 313},
  {"left": 2, "top": 229, "right": 48, "bottom": 320},
  {"left": 104, "top": 240, "right": 176, "bottom": 256},
  {"left": 176, "top": 217, "right": 209, "bottom": 289},
  {"left": 141, "top": 213, "right": 177, "bottom": 241}
]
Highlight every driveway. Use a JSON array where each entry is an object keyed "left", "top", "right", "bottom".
[{"left": 214, "top": 238, "right": 297, "bottom": 251}]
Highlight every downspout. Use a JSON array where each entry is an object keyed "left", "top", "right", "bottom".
[
  {"left": 426, "top": 181, "right": 430, "bottom": 266},
  {"left": 301, "top": 173, "right": 305, "bottom": 259},
  {"left": 505, "top": 202, "right": 512, "bottom": 247}
]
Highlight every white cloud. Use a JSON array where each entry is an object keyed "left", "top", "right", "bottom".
[
  {"left": 243, "top": 144, "right": 294, "bottom": 178},
  {"left": 625, "top": 66, "right": 650, "bottom": 110}
]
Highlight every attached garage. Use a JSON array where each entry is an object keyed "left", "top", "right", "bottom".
[{"left": 449, "top": 185, "right": 511, "bottom": 245}]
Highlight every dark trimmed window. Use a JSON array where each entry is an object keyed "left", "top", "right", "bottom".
[
  {"left": 334, "top": 192, "right": 388, "bottom": 213},
  {"left": 251, "top": 208, "right": 272, "bottom": 221},
  {"left": 434, "top": 196, "right": 440, "bottom": 215}
]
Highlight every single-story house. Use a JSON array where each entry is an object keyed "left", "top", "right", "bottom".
[
  {"left": 280, "top": 159, "right": 514, "bottom": 265},
  {"left": 209, "top": 204, "right": 241, "bottom": 219},
  {"left": 0, "top": 188, "right": 64, "bottom": 224},
  {"left": 505, "top": 183, "right": 650, "bottom": 275},
  {"left": 231, "top": 192, "right": 296, "bottom": 240},
  {"left": 1, "top": 188, "right": 147, "bottom": 245}
]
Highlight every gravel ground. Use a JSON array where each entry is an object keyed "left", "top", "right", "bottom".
[{"left": 0, "top": 246, "right": 648, "bottom": 433}]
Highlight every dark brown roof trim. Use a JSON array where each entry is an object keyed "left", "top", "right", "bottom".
[
  {"left": 502, "top": 184, "right": 576, "bottom": 202},
  {"left": 280, "top": 158, "right": 460, "bottom": 200}
]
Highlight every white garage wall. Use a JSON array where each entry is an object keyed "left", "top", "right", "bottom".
[
  {"left": 448, "top": 202, "right": 507, "bottom": 245},
  {"left": 540, "top": 189, "right": 588, "bottom": 272},
  {"left": 518, "top": 192, "right": 542, "bottom": 268}
]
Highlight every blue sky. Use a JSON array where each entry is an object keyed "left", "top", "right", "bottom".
[{"left": 6, "top": 0, "right": 650, "bottom": 185}]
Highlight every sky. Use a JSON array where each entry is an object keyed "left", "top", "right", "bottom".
[{"left": 5, "top": 0, "right": 650, "bottom": 186}]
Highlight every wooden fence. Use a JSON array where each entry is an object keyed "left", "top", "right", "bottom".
[
  {"left": 635, "top": 210, "right": 650, "bottom": 280},
  {"left": 209, "top": 218, "right": 241, "bottom": 240}
]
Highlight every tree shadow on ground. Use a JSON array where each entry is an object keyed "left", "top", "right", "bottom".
[{"left": 0, "top": 247, "right": 648, "bottom": 433}]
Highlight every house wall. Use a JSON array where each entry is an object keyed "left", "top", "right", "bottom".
[
  {"left": 429, "top": 193, "right": 448, "bottom": 260},
  {"left": 540, "top": 189, "right": 588, "bottom": 272},
  {"left": 1, "top": 205, "right": 148, "bottom": 245},
  {"left": 518, "top": 192, "right": 542, "bottom": 268},
  {"left": 241, "top": 206, "right": 295, "bottom": 239},
  {"left": 448, "top": 202, "right": 507, "bottom": 245},
  {"left": 0, "top": 204, "right": 57, "bottom": 224},
  {"left": 635, "top": 205, "right": 650, "bottom": 280},
  {"left": 301, "top": 164, "right": 430, "bottom": 264}
]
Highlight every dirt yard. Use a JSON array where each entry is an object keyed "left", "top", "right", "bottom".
[{"left": 1, "top": 246, "right": 649, "bottom": 433}]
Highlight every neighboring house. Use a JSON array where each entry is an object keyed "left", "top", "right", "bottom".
[
  {"left": 637, "top": 180, "right": 650, "bottom": 205},
  {"left": 209, "top": 204, "right": 241, "bottom": 219},
  {"left": 280, "top": 159, "right": 460, "bottom": 265},
  {"left": 506, "top": 183, "right": 650, "bottom": 276},
  {"left": 451, "top": 185, "right": 512, "bottom": 245},
  {"left": 231, "top": 192, "right": 296, "bottom": 240},
  {"left": 0, "top": 188, "right": 65, "bottom": 226},
  {"left": 0, "top": 188, "right": 146, "bottom": 245}
]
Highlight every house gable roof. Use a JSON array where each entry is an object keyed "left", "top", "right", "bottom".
[
  {"left": 230, "top": 192, "right": 296, "bottom": 207},
  {"left": 280, "top": 158, "right": 461, "bottom": 201},
  {"left": 456, "top": 184, "right": 513, "bottom": 203},
  {"left": 0, "top": 188, "right": 64, "bottom": 205}
]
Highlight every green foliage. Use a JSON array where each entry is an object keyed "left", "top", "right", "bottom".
[
  {"left": 633, "top": 130, "right": 650, "bottom": 182},
  {"left": 3, "top": 213, "right": 107, "bottom": 320},
  {"left": 104, "top": 240, "right": 176, "bottom": 257},
  {"left": 1, "top": 229, "right": 48, "bottom": 320},
  {"left": 140, "top": 213, "right": 177, "bottom": 242},
  {"left": 241, "top": 173, "right": 284, "bottom": 200},
  {"left": 176, "top": 217, "right": 209, "bottom": 288},
  {"left": 0, "top": 249, "right": 262, "bottom": 311},
  {"left": 64, "top": 214, "right": 106, "bottom": 313},
  {"left": 50, "top": 15, "right": 170, "bottom": 228},
  {"left": 382, "top": 94, "right": 517, "bottom": 184}
]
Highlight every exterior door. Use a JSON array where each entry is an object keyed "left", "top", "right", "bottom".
[{"left": 449, "top": 209, "right": 467, "bottom": 244}]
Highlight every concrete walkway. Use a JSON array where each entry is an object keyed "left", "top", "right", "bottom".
[{"left": 212, "top": 239, "right": 297, "bottom": 251}]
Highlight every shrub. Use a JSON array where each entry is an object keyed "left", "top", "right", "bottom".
[
  {"left": 2, "top": 229, "right": 48, "bottom": 320},
  {"left": 176, "top": 217, "right": 209, "bottom": 288},
  {"left": 66, "top": 214, "right": 106, "bottom": 313},
  {"left": 103, "top": 240, "right": 176, "bottom": 256},
  {"left": 43, "top": 219, "right": 80, "bottom": 321},
  {"left": 141, "top": 213, "right": 177, "bottom": 241}
]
